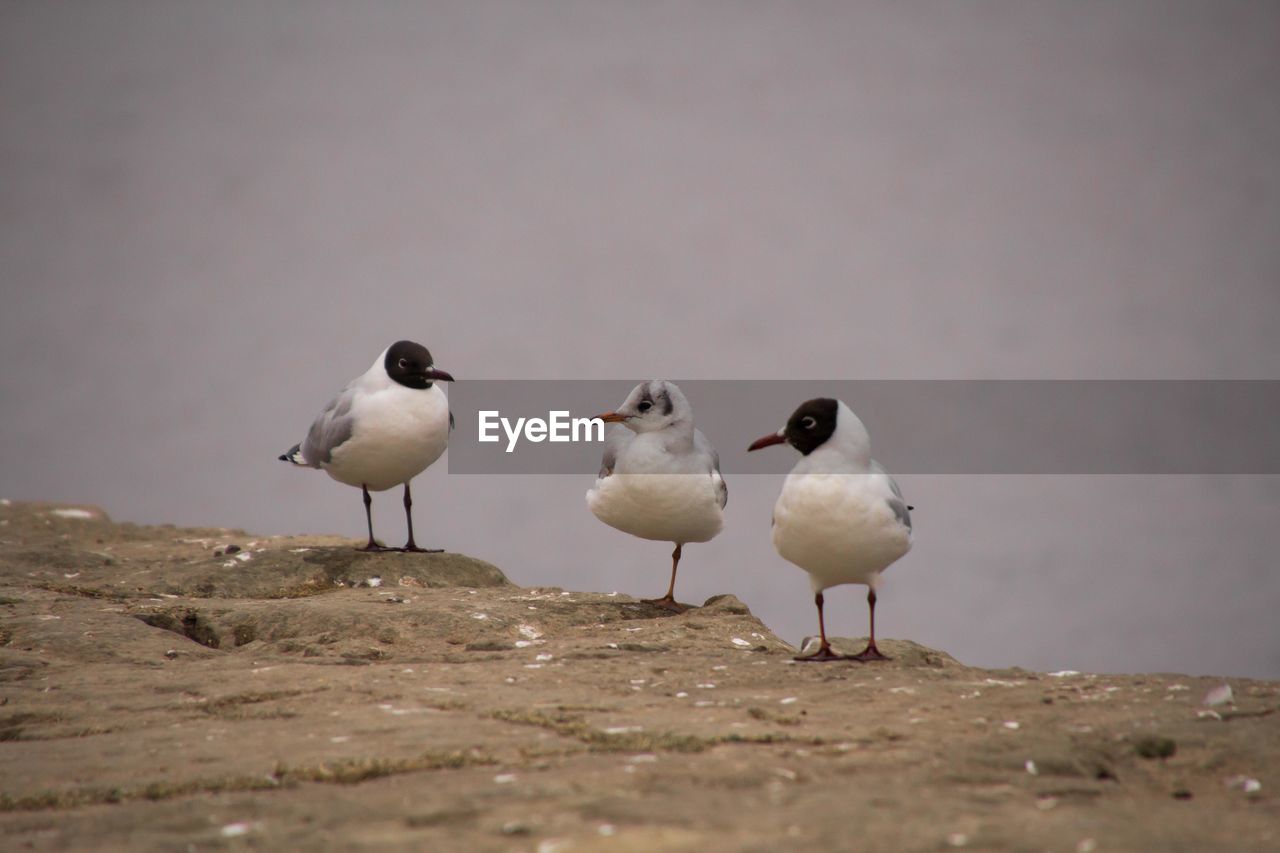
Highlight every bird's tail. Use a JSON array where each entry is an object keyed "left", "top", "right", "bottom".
[{"left": 278, "top": 444, "right": 307, "bottom": 466}]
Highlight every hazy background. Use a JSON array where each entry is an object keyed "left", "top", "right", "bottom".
[{"left": 3, "top": 1, "right": 1277, "bottom": 677}]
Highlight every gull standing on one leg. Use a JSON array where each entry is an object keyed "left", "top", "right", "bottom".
[
  {"left": 587, "top": 381, "right": 727, "bottom": 612},
  {"left": 748, "top": 398, "right": 913, "bottom": 661},
  {"left": 279, "top": 340, "right": 454, "bottom": 552}
]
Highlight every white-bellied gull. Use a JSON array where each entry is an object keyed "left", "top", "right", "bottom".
[
  {"left": 749, "top": 398, "right": 913, "bottom": 661},
  {"left": 279, "top": 340, "right": 454, "bottom": 552},
  {"left": 587, "top": 381, "right": 727, "bottom": 612}
]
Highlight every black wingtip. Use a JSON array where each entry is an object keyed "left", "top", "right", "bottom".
[
  {"left": 907, "top": 505, "right": 915, "bottom": 511},
  {"left": 277, "top": 454, "right": 289, "bottom": 462}
]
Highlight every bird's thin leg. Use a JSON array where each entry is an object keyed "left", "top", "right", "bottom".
[
  {"left": 848, "top": 588, "right": 890, "bottom": 661},
  {"left": 400, "top": 481, "right": 442, "bottom": 553},
  {"left": 644, "top": 544, "right": 687, "bottom": 613},
  {"left": 795, "top": 591, "right": 843, "bottom": 661},
  {"left": 664, "top": 544, "right": 681, "bottom": 600},
  {"left": 357, "top": 485, "right": 393, "bottom": 552}
]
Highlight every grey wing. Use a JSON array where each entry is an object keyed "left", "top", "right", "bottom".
[
  {"left": 598, "top": 425, "right": 633, "bottom": 478},
  {"left": 873, "top": 460, "right": 911, "bottom": 532},
  {"left": 887, "top": 496, "right": 912, "bottom": 531},
  {"left": 300, "top": 385, "right": 357, "bottom": 466},
  {"left": 694, "top": 428, "right": 728, "bottom": 510}
]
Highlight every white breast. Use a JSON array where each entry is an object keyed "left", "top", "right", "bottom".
[
  {"left": 587, "top": 473, "right": 723, "bottom": 544},
  {"left": 772, "top": 472, "right": 911, "bottom": 592},
  {"left": 324, "top": 384, "right": 450, "bottom": 491}
]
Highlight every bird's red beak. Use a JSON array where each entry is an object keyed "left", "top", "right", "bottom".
[
  {"left": 595, "top": 411, "right": 628, "bottom": 424},
  {"left": 425, "top": 367, "right": 455, "bottom": 382},
  {"left": 748, "top": 431, "right": 787, "bottom": 451}
]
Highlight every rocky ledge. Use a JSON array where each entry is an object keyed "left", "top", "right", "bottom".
[{"left": 0, "top": 501, "right": 1275, "bottom": 851}]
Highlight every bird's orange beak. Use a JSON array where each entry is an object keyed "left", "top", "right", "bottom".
[
  {"left": 595, "top": 411, "right": 628, "bottom": 424},
  {"left": 748, "top": 431, "right": 787, "bottom": 451}
]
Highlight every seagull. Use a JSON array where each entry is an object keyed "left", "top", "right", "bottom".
[
  {"left": 279, "top": 340, "right": 454, "bottom": 552},
  {"left": 587, "top": 380, "right": 727, "bottom": 612},
  {"left": 748, "top": 398, "right": 913, "bottom": 662}
]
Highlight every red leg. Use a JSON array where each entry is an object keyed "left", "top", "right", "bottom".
[
  {"left": 847, "top": 588, "right": 890, "bottom": 661},
  {"left": 794, "top": 592, "right": 843, "bottom": 661},
  {"left": 643, "top": 544, "right": 687, "bottom": 612}
]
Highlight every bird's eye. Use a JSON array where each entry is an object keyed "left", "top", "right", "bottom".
[
  {"left": 637, "top": 401, "right": 653, "bottom": 413},
  {"left": 398, "top": 358, "right": 409, "bottom": 369},
  {"left": 801, "top": 416, "right": 816, "bottom": 430}
]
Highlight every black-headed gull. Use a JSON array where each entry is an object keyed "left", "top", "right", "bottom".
[
  {"left": 279, "top": 340, "right": 454, "bottom": 552},
  {"left": 749, "top": 397, "right": 912, "bottom": 661},
  {"left": 587, "top": 380, "right": 727, "bottom": 612}
]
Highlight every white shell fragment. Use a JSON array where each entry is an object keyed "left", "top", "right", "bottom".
[
  {"left": 52, "top": 508, "right": 96, "bottom": 519},
  {"left": 1226, "top": 775, "right": 1262, "bottom": 794}
]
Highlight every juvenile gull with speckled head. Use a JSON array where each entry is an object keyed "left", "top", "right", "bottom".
[{"left": 587, "top": 381, "right": 727, "bottom": 612}]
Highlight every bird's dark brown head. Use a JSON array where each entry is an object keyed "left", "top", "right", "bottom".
[
  {"left": 385, "top": 340, "right": 454, "bottom": 389},
  {"left": 783, "top": 398, "right": 839, "bottom": 455}
]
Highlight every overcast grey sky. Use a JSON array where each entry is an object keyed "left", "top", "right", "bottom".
[{"left": 2, "top": 1, "right": 1277, "bottom": 677}]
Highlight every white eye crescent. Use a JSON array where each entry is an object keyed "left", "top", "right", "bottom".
[
  {"left": 398, "top": 358, "right": 408, "bottom": 368},
  {"left": 801, "top": 416, "right": 816, "bottom": 429}
]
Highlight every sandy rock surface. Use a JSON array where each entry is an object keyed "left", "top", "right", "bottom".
[{"left": 0, "top": 501, "right": 1276, "bottom": 851}]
